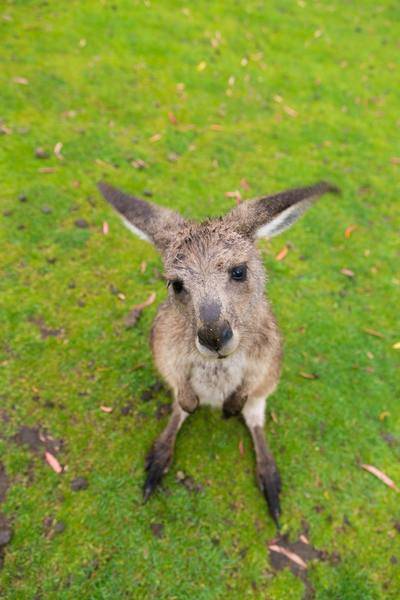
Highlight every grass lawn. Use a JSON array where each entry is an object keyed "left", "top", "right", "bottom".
[{"left": 0, "top": 0, "right": 399, "bottom": 598}]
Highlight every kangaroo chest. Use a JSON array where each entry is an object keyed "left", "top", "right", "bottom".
[{"left": 190, "top": 352, "right": 246, "bottom": 408}]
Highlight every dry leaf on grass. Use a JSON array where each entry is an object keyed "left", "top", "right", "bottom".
[
  {"left": 13, "top": 76, "right": 29, "bottom": 85},
  {"left": 95, "top": 159, "right": 114, "bottom": 169},
  {"left": 210, "top": 124, "right": 223, "bottom": 131},
  {"left": 283, "top": 105, "right": 298, "bottom": 118},
  {"left": 225, "top": 190, "right": 242, "bottom": 201},
  {"left": 344, "top": 224, "right": 357, "bottom": 238},
  {"left": 275, "top": 246, "right": 288, "bottom": 261},
  {"left": 63, "top": 110, "right": 77, "bottom": 118},
  {"left": 0, "top": 124, "right": 12, "bottom": 135},
  {"left": 54, "top": 142, "right": 63, "bottom": 160},
  {"left": 238, "top": 440, "right": 244, "bottom": 457},
  {"left": 361, "top": 464, "right": 399, "bottom": 492},
  {"left": 125, "top": 292, "right": 156, "bottom": 328},
  {"left": 379, "top": 411, "right": 390, "bottom": 421},
  {"left": 45, "top": 452, "right": 62, "bottom": 474},
  {"left": 341, "top": 268, "right": 355, "bottom": 277},
  {"left": 150, "top": 133, "right": 162, "bottom": 143},
  {"left": 131, "top": 159, "right": 147, "bottom": 170},
  {"left": 100, "top": 406, "right": 113, "bottom": 413},
  {"left": 168, "top": 112, "right": 177, "bottom": 125},
  {"left": 299, "top": 534, "right": 309, "bottom": 545},
  {"left": 299, "top": 371, "right": 319, "bottom": 380},
  {"left": 268, "top": 544, "right": 307, "bottom": 569},
  {"left": 38, "top": 167, "right": 57, "bottom": 174},
  {"left": 363, "top": 328, "right": 385, "bottom": 339}
]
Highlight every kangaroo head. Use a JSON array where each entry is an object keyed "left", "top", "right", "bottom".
[{"left": 99, "top": 181, "right": 338, "bottom": 359}]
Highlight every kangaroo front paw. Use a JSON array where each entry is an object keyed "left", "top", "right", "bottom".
[
  {"left": 143, "top": 441, "right": 172, "bottom": 502},
  {"left": 222, "top": 389, "right": 247, "bottom": 419},
  {"left": 222, "top": 405, "right": 242, "bottom": 419},
  {"left": 257, "top": 460, "right": 282, "bottom": 528},
  {"left": 178, "top": 391, "right": 199, "bottom": 414}
]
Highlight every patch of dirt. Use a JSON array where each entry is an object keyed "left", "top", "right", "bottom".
[
  {"left": 268, "top": 531, "right": 340, "bottom": 599},
  {"left": 150, "top": 523, "right": 164, "bottom": 538},
  {"left": 0, "top": 409, "right": 10, "bottom": 424},
  {"left": 155, "top": 402, "right": 171, "bottom": 420},
  {"left": 0, "top": 463, "right": 12, "bottom": 570},
  {"left": 70, "top": 477, "right": 88, "bottom": 492},
  {"left": 120, "top": 401, "right": 134, "bottom": 416},
  {"left": 74, "top": 218, "right": 89, "bottom": 229},
  {"left": 140, "top": 390, "right": 154, "bottom": 402},
  {"left": 140, "top": 381, "right": 166, "bottom": 403},
  {"left": 12, "top": 425, "right": 63, "bottom": 455},
  {"left": 35, "top": 147, "right": 49, "bottom": 159},
  {"left": 176, "top": 470, "right": 204, "bottom": 493},
  {"left": 0, "top": 513, "right": 12, "bottom": 568},
  {"left": 382, "top": 432, "right": 400, "bottom": 451},
  {"left": 43, "top": 516, "right": 66, "bottom": 539},
  {"left": 28, "top": 315, "right": 64, "bottom": 339},
  {"left": 0, "top": 463, "right": 9, "bottom": 504}
]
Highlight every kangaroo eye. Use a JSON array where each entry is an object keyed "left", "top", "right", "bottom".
[
  {"left": 171, "top": 279, "right": 184, "bottom": 294},
  {"left": 230, "top": 265, "right": 247, "bottom": 281}
]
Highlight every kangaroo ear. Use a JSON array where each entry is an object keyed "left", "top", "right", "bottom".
[
  {"left": 98, "top": 182, "right": 186, "bottom": 252},
  {"left": 226, "top": 181, "right": 340, "bottom": 239}
]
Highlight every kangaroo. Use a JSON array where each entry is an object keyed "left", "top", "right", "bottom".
[{"left": 98, "top": 180, "right": 338, "bottom": 526}]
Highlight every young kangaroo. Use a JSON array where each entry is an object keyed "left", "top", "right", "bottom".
[{"left": 98, "top": 180, "right": 338, "bottom": 525}]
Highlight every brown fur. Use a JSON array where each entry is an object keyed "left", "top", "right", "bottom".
[
  {"left": 98, "top": 180, "right": 338, "bottom": 525},
  {"left": 222, "top": 386, "right": 248, "bottom": 418}
]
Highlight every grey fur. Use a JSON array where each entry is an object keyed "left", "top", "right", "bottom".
[{"left": 98, "top": 180, "right": 338, "bottom": 525}]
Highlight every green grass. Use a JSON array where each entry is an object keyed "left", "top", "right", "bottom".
[{"left": 1, "top": 0, "right": 399, "bottom": 598}]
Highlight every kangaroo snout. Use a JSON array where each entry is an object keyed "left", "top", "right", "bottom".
[
  {"left": 197, "top": 321, "right": 233, "bottom": 351},
  {"left": 196, "top": 299, "right": 237, "bottom": 357},
  {"left": 196, "top": 321, "right": 238, "bottom": 358}
]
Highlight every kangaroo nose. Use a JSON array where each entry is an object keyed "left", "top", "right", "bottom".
[
  {"left": 197, "top": 322, "right": 233, "bottom": 352},
  {"left": 220, "top": 323, "right": 233, "bottom": 346}
]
